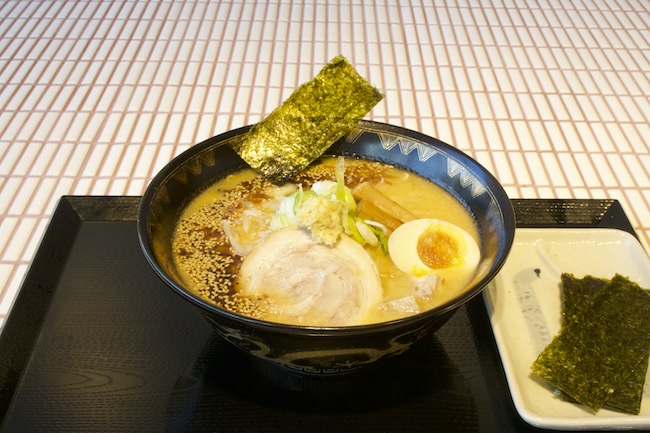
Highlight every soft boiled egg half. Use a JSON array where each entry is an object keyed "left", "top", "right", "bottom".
[{"left": 388, "top": 218, "right": 481, "bottom": 288}]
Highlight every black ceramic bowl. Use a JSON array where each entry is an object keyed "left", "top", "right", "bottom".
[{"left": 137, "top": 120, "right": 515, "bottom": 374}]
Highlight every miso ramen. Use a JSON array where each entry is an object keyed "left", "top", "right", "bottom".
[{"left": 172, "top": 157, "right": 481, "bottom": 326}]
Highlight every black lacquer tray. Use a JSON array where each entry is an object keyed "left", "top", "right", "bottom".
[{"left": 0, "top": 197, "right": 641, "bottom": 432}]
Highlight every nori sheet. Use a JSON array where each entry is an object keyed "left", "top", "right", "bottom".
[
  {"left": 606, "top": 355, "right": 648, "bottom": 415},
  {"left": 560, "top": 273, "right": 608, "bottom": 326},
  {"left": 559, "top": 273, "right": 649, "bottom": 415},
  {"left": 232, "top": 55, "right": 383, "bottom": 181},
  {"left": 532, "top": 274, "right": 650, "bottom": 412}
]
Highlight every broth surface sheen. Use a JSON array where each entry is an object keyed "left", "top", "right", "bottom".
[{"left": 172, "top": 157, "right": 480, "bottom": 326}]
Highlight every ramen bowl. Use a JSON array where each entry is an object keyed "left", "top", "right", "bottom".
[{"left": 137, "top": 121, "right": 515, "bottom": 374}]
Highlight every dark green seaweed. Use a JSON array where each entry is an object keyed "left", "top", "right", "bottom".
[
  {"left": 604, "top": 356, "right": 648, "bottom": 415},
  {"left": 233, "top": 55, "right": 383, "bottom": 181},
  {"left": 559, "top": 273, "right": 649, "bottom": 415},
  {"left": 560, "top": 273, "right": 608, "bottom": 326},
  {"left": 532, "top": 275, "right": 650, "bottom": 412}
]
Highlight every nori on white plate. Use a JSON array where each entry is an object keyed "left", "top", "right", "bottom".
[
  {"left": 560, "top": 273, "right": 649, "bottom": 415},
  {"left": 532, "top": 275, "right": 650, "bottom": 413},
  {"left": 560, "top": 273, "right": 608, "bottom": 326}
]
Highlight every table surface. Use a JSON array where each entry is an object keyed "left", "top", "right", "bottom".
[{"left": 0, "top": 1, "right": 649, "bottom": 331}]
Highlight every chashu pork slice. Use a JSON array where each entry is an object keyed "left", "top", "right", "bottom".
[{"left": 237, "top": 228, "right": 383, "bottom": 326}]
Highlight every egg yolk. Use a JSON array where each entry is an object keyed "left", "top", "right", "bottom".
[{"left": 416, "top": 226, "right": 466, "bottom": 269}]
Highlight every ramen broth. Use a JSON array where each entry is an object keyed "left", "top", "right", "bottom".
[{"left": 172, "top": 157, "right": 480, "bottom": 325}]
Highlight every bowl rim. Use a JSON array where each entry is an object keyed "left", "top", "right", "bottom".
[{"left": 137, "top": 120, "right": 515, "bottom": 336}]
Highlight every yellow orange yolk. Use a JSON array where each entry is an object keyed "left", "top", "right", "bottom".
[{"left": 416, "top": 227, "right": 466, "bottom": 269}]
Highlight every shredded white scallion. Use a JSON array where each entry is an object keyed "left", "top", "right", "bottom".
[
  {"left": 356, "top": 220, "right": 379, "bottom": 246},
  {"left": 364, "top": 220, "right": 388, "bottom": 234}
]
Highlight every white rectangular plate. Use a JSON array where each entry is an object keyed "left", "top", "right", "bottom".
[{"left": 484, "top": 228, "right": 650, "bottom": 430}]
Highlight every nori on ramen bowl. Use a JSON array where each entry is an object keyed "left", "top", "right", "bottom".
[{"left": 137, "top": 120, "right": 515, "bottom": 374}]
